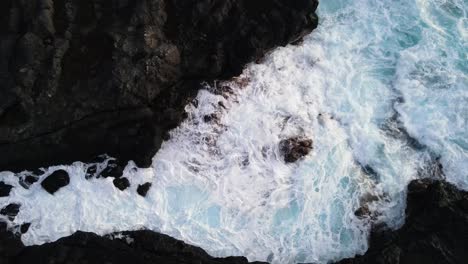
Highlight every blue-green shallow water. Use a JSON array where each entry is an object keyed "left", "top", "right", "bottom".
[{"left": 1, "top": 0, "right": 467, "bottom": 263}]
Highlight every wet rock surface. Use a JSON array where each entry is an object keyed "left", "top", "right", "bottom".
[
  {"left": 0, "top": 230, "right": 266, "bottom": 264},
  {"left": 0, "top": 0, "right": 319, "bottom": 172},
  {"left": 137, "top": 182, "right": 152, "bottom": 197},
  {"left": 335, "top": 179, "right": 468, "bottom": 264},
  {"left": 113, "top": 177, "right": 130, "bottom": 191},
  {"left": 40, "top": 170, "right": 70, "bottom": 194},
  {"left": 18, "top": 173, "right": 40, "bottom": 189},
  {"left": 279, "top": 137, "right": 313, "bottom": 163},
  {"left": 0, "top": 182, "right": 13, "bottom": 197},
  {"left": 101, "top": 160, "right": 126, "bottom": 178},
  {"left": 0, "top": 203, "right": 21, "bottom": 221}
]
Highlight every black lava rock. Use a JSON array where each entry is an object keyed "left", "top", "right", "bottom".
[
  {"left": 113, "top": 177, "right": 130, "bottom": 191},
  {"left": 335, "top": 179, "right": 468, "bottom": 264},
  {"left": 0, "top": 221, "right": 7, "bottom": 232},
  {"left": 279, "top": 137, "right": 313, "bottom": 163},
  {"left": 85, "top": 164, "right": 98, "bottom": 179},
  {"left": 19, "top": 174, "right": 40, "bottom": 189},
  {"left": 137, "top": 182, "right": 152, "bottom": 197},
  {"left": 203, "top": 114, "right": 217, "bottom": 123},
  {"left": 0, "top": 182, "right": 13, "bottom": 197},
  {"left": 0, "top": 230, "right": 266, "bottom": 264},
  {"left": 19, "top": 223, "right": 30, "bottom": 234},
  {"left": 0, "top": 203, "right": 21, "bottom": 221},
  {"left": 40, "top": 170, "right": 70, "bottom": 194},
  {"left": 0, "top": 0, "right": 319, "bottom": 172},
  {"left": 101, "top": 161, "right": 126, "bottom": 178}
]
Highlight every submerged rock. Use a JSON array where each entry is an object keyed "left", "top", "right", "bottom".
[
  {"left": 336, "top": 179, "right": 468, "bottom": 264},
  {"left": 40, "top": 170, "right": 70, "bottom": 194},
  {"left": 85, "top": 164, "right": 98, "bottom": 179},
  {"left": 19, "top": 172, "right": 41, "bottom": 189},
  {"left": 354, "top": 205, "right": 371, "bottom": 219},
  {"left": 279, "top": 137, "right": 313, "bottom": 163},
  {"left": 0, "top": 0, "right": 319, "bottom": 172}
]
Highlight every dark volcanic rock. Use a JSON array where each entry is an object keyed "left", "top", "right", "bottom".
[
  {"left": 279, "top": 137, "right": 313, "bottom": 163},
  {"left": 19, "top": 223, "right": 31, "bottom": 234},
  {"left": 40, "top": 170, "right": 70, "bottom": 194},
  {"left": 0, "top": 221, "right": 6, "bottom": 232},
  {"left": 335, "top": 179, "right": 468, "bottom": 264},
  {"left": 0, "top": 229, "right": 23, "bottom": 260},
  {"left": 0, "top": 230, "right": 266, "bottom": 264},
  {"left": 100, "top": 160, "right": 126, "bottom": 178},
  {"left": 0, "top": 182, "right": 13, "bottom": 197},
  {"left": 137, "top": 182, "right": 152, "bottom": 197},
  {"left": 113, "top": 177, "right": 130, "bottom": 191},
  {"left": 85, "top": 164, "right": 98, "bottom": 179},
  {"left": 19, "top": 174, "right": 40, "bottom": 189},
  {"left": 0, "top": 0, "right": 319, "bottom": 172},
  {"left": 0, "top": 203, "right": 21, "bottom": 221}
]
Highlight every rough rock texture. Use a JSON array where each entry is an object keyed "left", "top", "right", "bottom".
[
  {"left": 40, "top": 169, "right": 70, "bottom": 194},
  {"left": 0, "top": 230, "right": 267, "bottom": 264},
  {"left": 279, "top": 137, "right": 313, "bottom": 163},
  {"left": 0, "top": 0, "right": 319, "bottom": 172},
  {"left": 336, "top": 179, "right": 468, "bottom": 264}
]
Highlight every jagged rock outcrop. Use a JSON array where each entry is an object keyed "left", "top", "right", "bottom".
[
  {"left": 336, "top": 179, "right": 468, "bottom": 264},
  {"left": 0, "top": 230, "right": 267, "bottom": 264},
  {"left": 40, "top": 169, "right": 70, "bottom": 194},
  {"left": 279, "top": 137, "right": 313, "bottom": 163},
  {"left": 0, "top": 0, "right": 319, "bottom": 172}
]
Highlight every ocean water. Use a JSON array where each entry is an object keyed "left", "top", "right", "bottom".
[{"left": 1, "top": 0, "right": 467, "bottom": 263}]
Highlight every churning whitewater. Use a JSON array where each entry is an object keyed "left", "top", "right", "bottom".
[{"left": 1, "top": 0, "right": 467, "bottom": 263}]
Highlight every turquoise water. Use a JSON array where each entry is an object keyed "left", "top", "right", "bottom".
[{"left": 1, "top": 0, "right": 467, "bottom": 263}]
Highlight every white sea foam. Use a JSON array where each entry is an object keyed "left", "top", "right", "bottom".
[{"left": 1, "top": 0, "right": 467, "bottom": 263}]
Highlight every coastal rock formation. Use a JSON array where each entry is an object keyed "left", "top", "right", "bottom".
[
  {"left": 0, "top": 230, "right": 267, "bottom": 264},
  {"left": 336, "top": 179, "right": 468, "bottom": 264},
  {"left": 137, "top": 182, "right": 152, "bottom": 197},
  {"left": 113, "top": 176, "right": 130, "bottom": 191},
  {"left": 0, "top": 0, "right": 319, "bottom": 172},
  {"left": 279, "top": 137, "right": 313, "bottom": 163},
  {"left": 0, "top": 182, "right": 13, "bottom": 197},
  {"left": 40, "top": 169, "right": 70, "bottom": 194}
]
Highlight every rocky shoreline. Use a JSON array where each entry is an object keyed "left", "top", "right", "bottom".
[
  {"left": 0, "top": 0, "right": 318, "bottom": 172},
  {"left": 0, "top": 229, "right": 268, "bottom": 264},
  {"left": 335, "top": 179, "right": 468, "bottom": 264},
  {"left": 0, "top": 0, "right": 319, "bottom": 262},
  {"left": 1, "top": 1, "right": 467, "bottom": 264}
]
